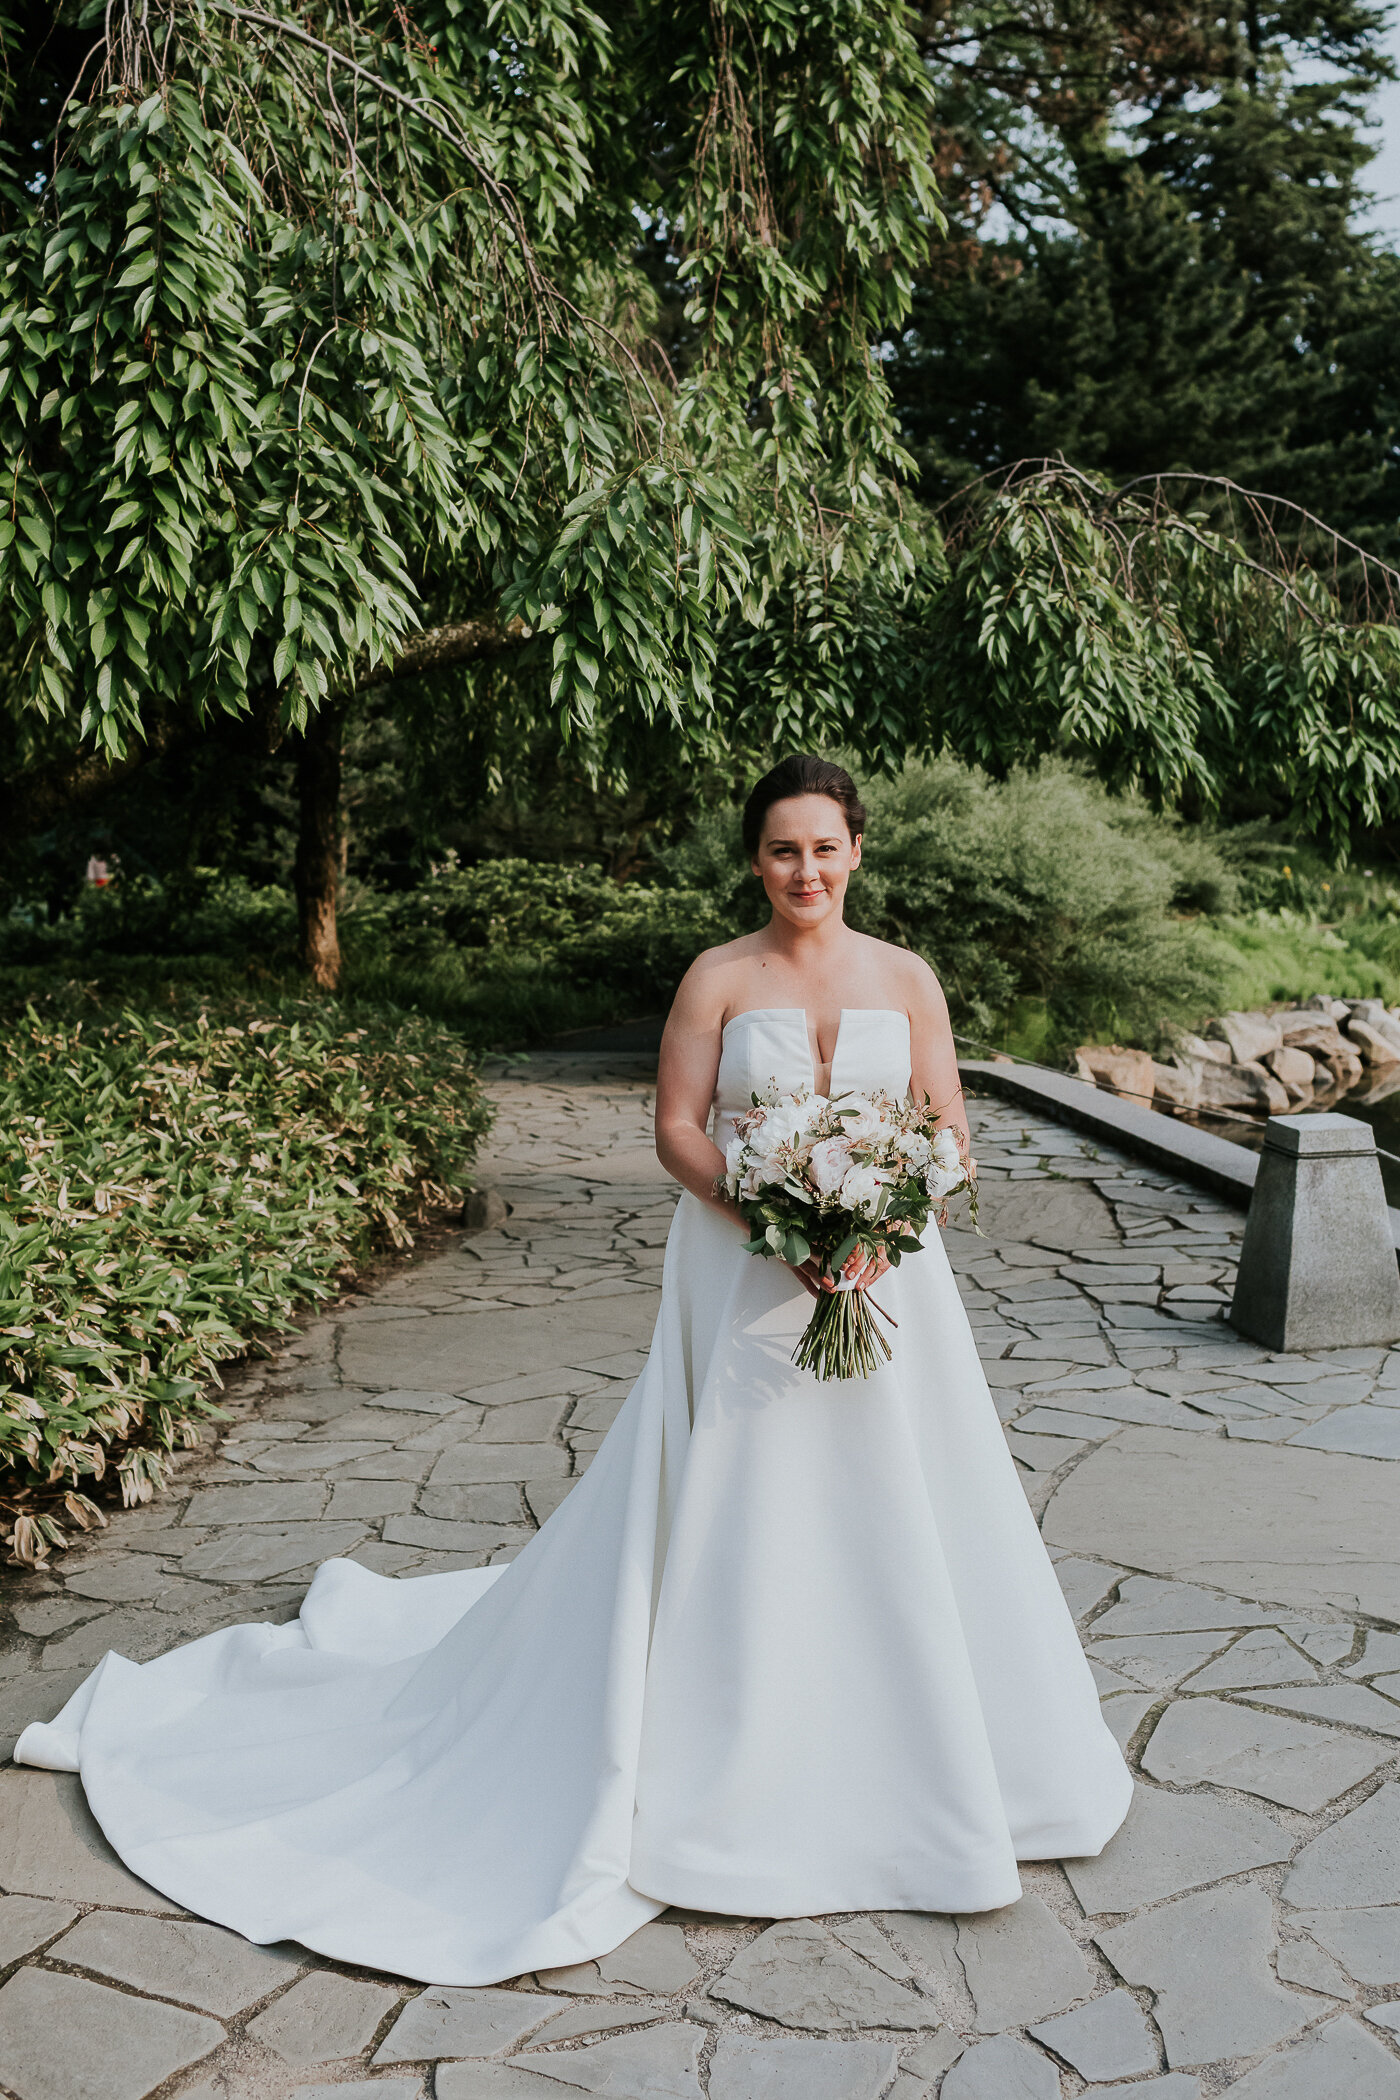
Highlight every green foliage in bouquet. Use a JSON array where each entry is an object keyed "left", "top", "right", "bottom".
[
  {"left": 0, "top": 996, "right": 490, "bottom": 1562},
  {"left": 724, "top": 1092, "right": 975, "bottom": 1381}
]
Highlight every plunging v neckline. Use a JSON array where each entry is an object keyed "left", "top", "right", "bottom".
[{"left": 720, "top": 1006, "right": 907, "bottom": 1099}]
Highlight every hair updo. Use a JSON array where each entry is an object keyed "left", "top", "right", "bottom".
[{"left": 741, "top": 754, "right": 868, "bottom": 858}]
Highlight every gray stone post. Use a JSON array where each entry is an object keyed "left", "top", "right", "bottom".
[{"left": 1230, "top": 1113, "right": 1400, "bottom": 1351}]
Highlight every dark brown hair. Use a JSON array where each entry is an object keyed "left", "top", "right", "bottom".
[{"left": 741, "top": 754, "right": 868, "bottom": 857}]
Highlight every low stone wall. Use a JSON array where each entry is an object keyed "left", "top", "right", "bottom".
[{"left": 1076, "top": 998, "right": 1400, "bottom": 1120}]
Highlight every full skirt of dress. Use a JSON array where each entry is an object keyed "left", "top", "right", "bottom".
[{"left": 15, "top": 1194, "right": 1132, "bottom": 1984}]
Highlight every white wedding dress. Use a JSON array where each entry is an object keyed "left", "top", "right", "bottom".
[{"left": 17, "top": 1008, "right": 1131, "bottom": 1983}]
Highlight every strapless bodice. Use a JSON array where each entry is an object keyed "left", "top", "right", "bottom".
[{"left": 713, "top": 1007, "right": 913, "bottom": 1140}]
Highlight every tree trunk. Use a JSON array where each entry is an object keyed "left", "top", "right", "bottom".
[{"left": 295, "top": 705, "right": 344, "bottom": 989}]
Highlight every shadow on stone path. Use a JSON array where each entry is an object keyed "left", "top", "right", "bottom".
[{"left": 2, "top": 1051, "right": 1399, "bottom": 2100}]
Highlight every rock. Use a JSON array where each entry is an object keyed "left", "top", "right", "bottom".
[
  {"left": 0, "top": 1966, "right": 223, "bottom": 2100},
  {"left": 1043, "top": 1423, "right": 1400, "bottom": 1623},
  {"left": 247, "top": 1972, "right": 404, "bottom": 2065},
  {"left": 1208, "top": 1010, "right": 1282, "bottom": 1064},
  {"left": 941, "top": 2034, "right": 1060, "bottom": 2100},
  {"left": 1298, "top": 1909, "right": 1400, "bottom": 1986},
  {"left": 1368, "top": 2004, "right": 1400, "bottom": 2036},
  {"left": 292, "top": 2083, "right": 421, "bottom": 2100},
  {"left": 1285, "top": 1405, "right": 1400, "bottom": 1459},
  {"left": 1181, "top": 1629, "right": 1318, "bottom": 1690},
  {"left": 1349, "top": 1019, "right": 1400, "bottom": 1069},
  {"left": 1091, "top": 1577, "right": 1275, "bottom": 1638},
  {"left": 1166, "top": 1028, "right": 1232, "bottom": 1065},
  {"left": 1318, "top": 1042, "right": 1366, "bottom": 1089},
  {"left": 293, "top": 2083, "right": 421, "bottom": 2100},
  {"left": 463, "top": 1187, "right": 509, "bottom": 1230},
  {"left": 183, "top": 1482, "right": 326, "bottom": 1525},
  {"left": 1284, "top": 1782, "right": 1400, "bottom": 1909},
  {"left": 1263, "top": 1045, "right": 1318, "bottom": 1100},
  {"left": 900, "top": 2032, "right": 967, "bottom": 2078},
  {"left": 1216, "top": 2014, "right": 1400, "bottom": 2099},
  {"left": 1152, "top": 1061, "right": 1201, "bottom": 1110},
  {"left": 506, "top": 2022, "right": 704, "bottom": 2095},
  {"left": 1196, "top": 1059, "right": 1290, "bottom": 1114},
  {"left": 710, "top": 1919, "right": 928, "bottom": 2030},
  {"left": 1248, "top": 1683, "right": 1400, "bottom": 1738},
  {"left": 47, "top": 1911, "right": 303, "bottom": 2016},
  {"left": 0, "top": 1894, "right": 79, "bottom": 1966},
  {"left": 1275, "top": 1937, "right": 1354, "bottom": 1999},
  {"left": 1086, "top": 1629, "right": 1239, "bottom": 1689},
  {"left": 1096, "top": 1882, "right": 1309, "bottom": 2066},
  {"left": 1350, "top": 1000, "right": 1400, "bottom": 1049},
  {"left": 179, "top": 1520, "right": 368, "bottom": 1583},
  {"left": 1085, "top": 2084, "right": 1200, "bottom": 2100},
  {"left": 1028, "top": 1988, "right": 1158, "bottom": 2080},
  {"left": 876, "top": 1912, "right": 963, "bottom": 2002},
  {"left": 706, "top": 2035, "right": 899, "bottom": 2100},
  {"left": 596, "top": 1922, "right": 701, "bottom": 1995},
  {"left": 374, "top": 1986, "right": 566, "bottom": 2061},
  {"left": 527, "top": 2003, "right": 668, "bottom": 2046},
  {"left": 827, "top": 1917, "right": 916, "bottom": 1982},
  {"left": 1274, "top": 1011, "right": 1349, "bottom": 1056},
  {"left": 0, "top": 1770, "right": 171, "bottom": 1910},
  {"left": 1064, "top": 1783, "right": 1291, "bottom": 1915},
  {"left": 956, "top": 1894, "right": 1091, "bottom": 2029},
  {"left": 1140, "top": 1697, "right": 1390, "bottom": 1812},
  {"left": 437, "top": 2068, "right": 576, "bottom": 2098},
  {"left": 1074, "top": 1045, "right": 1156, "bottom": 1100}
]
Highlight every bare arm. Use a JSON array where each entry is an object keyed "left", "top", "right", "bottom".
[{"left": 654, "top": 962, "right": 745, "bottom": 1229}]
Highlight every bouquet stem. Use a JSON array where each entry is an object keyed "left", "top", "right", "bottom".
[{"left": 792, "top": 1287, "right": 894, "bottom": 1382}]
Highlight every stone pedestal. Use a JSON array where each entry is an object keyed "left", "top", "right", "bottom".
[{"left": 1230, "top": 1114, "right": 1400, "bottom": 1351}]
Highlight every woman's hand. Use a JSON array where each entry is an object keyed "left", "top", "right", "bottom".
[{"left": 784, "top": 1244, "right": 891, "bottom": 1299}]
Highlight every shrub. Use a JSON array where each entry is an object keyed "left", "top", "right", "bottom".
[
  {"left": 0, "top": 997, "right": 490, "bottom": 1562},
  {"left": 661, "top": 758, "right": 1237, "bottom": 1056}
]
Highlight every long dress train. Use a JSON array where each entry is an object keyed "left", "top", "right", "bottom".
[{"left": 15, "top": 1007, "right": 1132, "bottom": 1984}]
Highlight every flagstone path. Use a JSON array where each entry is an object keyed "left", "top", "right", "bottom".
[{"left": 2, "top": 1051, "right": 1399, "bottom": 2100}]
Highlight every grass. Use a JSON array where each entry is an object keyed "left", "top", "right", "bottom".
[{"left": 0, "top": 994, "right": 491, "bottom": 1563}]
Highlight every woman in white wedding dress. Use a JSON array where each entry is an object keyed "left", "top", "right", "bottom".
[{"left": 16, "top": 753, "right": 1131, "bottom": 1985}]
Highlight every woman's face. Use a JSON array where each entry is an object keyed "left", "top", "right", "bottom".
[{"left": 752, "top": 793, "right": 861, "bottom": 932}]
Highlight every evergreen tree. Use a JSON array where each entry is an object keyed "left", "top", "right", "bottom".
[{"left": 892, "top": 1, "right": 1400, "bottom": 554}]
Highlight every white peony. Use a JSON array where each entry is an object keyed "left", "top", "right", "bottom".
[
  {"left": 931, "top": 1127, "right": 962, "bottom": 1171},
  {"left": 894, "top": 1129, "right": 933, "bottom": 1170},
  {"left": 842, "top": 1096, "right": 896, "bottom": 1143},
  {"left": 925, "top": 1161, "right": 963, "bottom": 1201},
  {"left": 840, "top": 1163, "right": 887, "bottom": 1218},
  {"left": 725, "top": 1133, "right": 747, "bottom": 1177},
  {"left": 761, "top": 1095, "right": 821, "bottom": 1148},
  {"left": 808, "top": 1136, "right": 855, "bottom": 1197}
]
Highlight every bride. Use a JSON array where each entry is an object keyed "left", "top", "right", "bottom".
[{"left": 16, "top": 753, "right": 1131, "bottom": 1985}]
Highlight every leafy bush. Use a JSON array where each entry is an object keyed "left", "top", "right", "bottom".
[
  {"left": 0, "top": 998, "right": 490, "bottom": 1562},
  {"left": 661, "top": 758, "right": 1238, "bottom": 1057}
]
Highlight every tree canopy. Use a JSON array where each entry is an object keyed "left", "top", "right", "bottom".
[{"left": 0, "top": 0, "right": 938, "bottom": 761}]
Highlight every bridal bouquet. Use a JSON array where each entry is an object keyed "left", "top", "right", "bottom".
[{"left": 719, "top": 1087, "right": 977, "bottom": 1382}]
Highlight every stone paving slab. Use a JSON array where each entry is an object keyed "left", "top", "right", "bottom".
[{"left": 1, "top": 1052, "right": 1398, "bottom": 2097}]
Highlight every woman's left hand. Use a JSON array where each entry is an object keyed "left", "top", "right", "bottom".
[{"left": 825, "top": 1244, "right": 891, "bottom": 1294}]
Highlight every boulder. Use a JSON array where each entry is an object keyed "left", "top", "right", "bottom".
[
  {"left": 1207, "top": 1011, "right": 1282, "bottom": 1065},
  {"left": 1305, "top": 994, "right": 1351, "bottom": 1018},
  {"left": 1273, "top": 1011, "right": 1350, "bottom": 1058},
  {"left": 1262, "top": 1045, "right": 1318, "bottom": 1101},
  {"left": 1074, "top": 1045, "right": 1156, "bottom": 1101},
  {"left": 1196, "top": 1059, "right": 1290, "bottom": 1115},
  {"left": 1152, "top": 1060, "right": 1202, "bottom": 1110},
  {"left": 1348, "top": 1018, "right": 1400, "bottom": 1070},
  {"left": 1164, "top": 1027, "right": 1232, "bottom": 1067}
]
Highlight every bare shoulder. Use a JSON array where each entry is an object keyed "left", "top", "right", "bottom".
[
  {"left": 853, "top": 932, "right": 948, "bottom": 1015},
  {"left": 668, "top": 932, "right": 767, "bottom": 1027}
]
